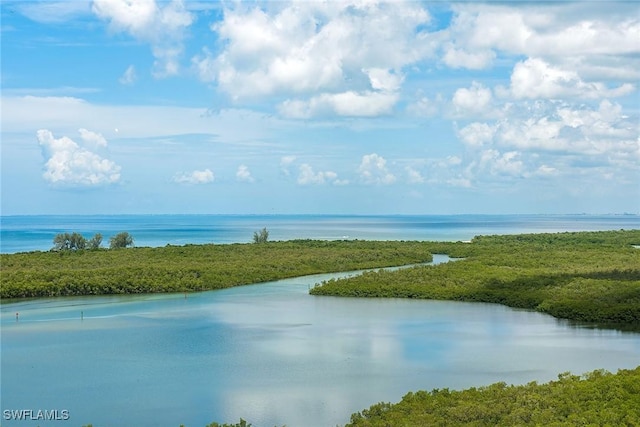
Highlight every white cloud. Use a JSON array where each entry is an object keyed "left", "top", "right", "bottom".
[
  {"left": 486, "top": 150, "right": 524, "bottom": 177},
  {"left": 119, "top": 65, "right": 137, "bottom": 85},
  {"left": 280, "top": 91, "right": 398, "bottom": 118},
  {"left": 78, "top": 128, "right": 108, "bottom": 148},
  {"left": 92, "top": 0, "right": 193, "bottom": 77},
  {"left": 510, "top": 58, "right": 635, "bottom": 100},
  {"left": 452, "top": 81, "right": 494, "bottom": 117},
  {"left": 447, "top": 4, "right": 640, "bottom": 57},
  {"left": 406, "top": 95, "right": 442, "bottom": 118},
  {"left": 457, "top": 122, "right": 496, "bottom": 148},
  {"left": 405, "top": 166, "right": 425, "bottom": 184},
  {"left": 454, "top": 99, "right": 639, "bottom": 187},
  {"left": 496, "top": 100, "right": 638, "bottom": 157},
  {"left": 444, "top": 3, "right": 640, "bottom": 86},
  {"left": 363, "top": 68, "right": 404, "bottom": 92},
  {"left": 463, "top": 149, "right": 525, "bottom": 181},
  {"left": 447, "top": 156, "right": 463, "bottom": 166},
  {"left": 194, "top": 1, "right": 432, "bottom": 116},
  {"left": 279, "top": 155, "right": 297, "bottom": 177},
  {"left": 236, "top": 164, "right": 254, "bottom": 183},
  {"left": 16, "top": 1, "right": 91, "bottom": 23},
  {"left": 37, "top": 129, "right": 121, "bottom": 187},
  {"left": 358, "top": 153, "right": 396, "bottom": 185},
  {"left": 174, "top": 168, "right": 214, "bottom": 184},
  {"left": 297, "top": 164, "right": 344, "bottom": 185}
]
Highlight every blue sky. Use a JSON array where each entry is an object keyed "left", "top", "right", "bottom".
[{"left": 1, "top": 0, "right": 639, "bottom": 215}]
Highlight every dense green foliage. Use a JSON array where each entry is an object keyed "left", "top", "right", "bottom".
[
  {"left": 87, "top": 233, "right": 103, "bottom": 249},
  {"left": 53, "top": 232, "right": 88, "bottom": 251},
  {"left": 347, "top": 366, "right": 640, "bottom": 426},
  {"left": 109, "top": 231, "right": 134, "bottom": 249},
  {"left": 11, "top": 230, "right": 640, "bottom": 426},
  {"left": 0, "top": 240, "right": 432, "bottom": 299},
  {"left": 53, "top": 232, "right": 109, "bottom": 251},
  {"left": 311, "top": 230, "right": 640, "bottom": 326}
]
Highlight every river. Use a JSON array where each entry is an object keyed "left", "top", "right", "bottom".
[{"left": 2, "top": 255, "right": 639, "bottom": 427}]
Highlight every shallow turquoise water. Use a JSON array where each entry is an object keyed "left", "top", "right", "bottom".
[
  {"left": 2, "top": 256, "right": 640, "bottom": 427},
  {"left": 2, "top": 213, "right": 638, "bottom": 253}
]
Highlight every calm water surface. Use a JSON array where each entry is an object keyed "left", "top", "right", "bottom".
[
  {"left": 2, "top": 256, "right": 640, "bottom": 427},
  {"left": 2, "top": 214, "right": 639, "bottom": 253}
]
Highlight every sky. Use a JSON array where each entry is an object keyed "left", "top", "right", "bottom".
[{"left": 1, "top": 0, "right": 639, "bottom": 215}]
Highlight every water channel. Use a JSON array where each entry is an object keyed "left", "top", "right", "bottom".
[{"left": 2, "top": 255, "right": 639, "bottom": 427}]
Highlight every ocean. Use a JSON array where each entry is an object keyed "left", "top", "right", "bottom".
[{"left": 1, "top": 214, "right": 639, "bottom": 254}]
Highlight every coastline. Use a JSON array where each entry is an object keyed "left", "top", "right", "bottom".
[{"left": 2, "top": 213, "right": 639, "bottom": 254}]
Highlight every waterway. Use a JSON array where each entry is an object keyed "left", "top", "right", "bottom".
[{"left": 2, "top": 255, "right": 639, "bottom": 427}]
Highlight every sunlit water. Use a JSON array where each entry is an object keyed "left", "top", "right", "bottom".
[{"left": 2, "top": 256, "right": 639, "bottom": 427}]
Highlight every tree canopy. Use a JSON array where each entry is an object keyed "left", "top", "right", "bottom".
[
  {"left": 252, "top": 227, "right": 269, "bottom": 244},
  {"left": 109, "top": 232, "right": 134, "bottom": 249},
  {"left": 52, "top": 232, "right": 86, "bottom": 251}
]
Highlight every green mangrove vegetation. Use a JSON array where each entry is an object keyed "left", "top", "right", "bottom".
[
  {"left": 0, "top": 240, "right": 432, "bottom": 299},
  {"left": 311, "top": 229, "right": 640, "bottom": 326},
  {"left": 5, "top": 230, "right": 640, "bottom": 426},
  {"left": 346, "top": 366, "right": 640, "bottom": 426}
]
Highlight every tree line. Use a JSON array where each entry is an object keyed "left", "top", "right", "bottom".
[
  {"left": 1, "top": 240, "right": 432, "bottom": 299},
  {"left": 346, "top": 366, "right": 640, "bottom": 426},
  {"left": 52, "top": 231, "right": 134, "bottom": 251},
  {"left": 53, "top": 227, "right": 268, "bottom": 251},
  {"left": 310, "top": 229, "right": 640, "bottom": 327}
]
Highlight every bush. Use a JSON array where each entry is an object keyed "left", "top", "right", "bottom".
[{"left": 252, "top": 227, "right": 269, "bottom": 244}]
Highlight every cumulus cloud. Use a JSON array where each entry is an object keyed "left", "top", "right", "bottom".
[
  {"left": 297, "top": 164, "right": 345, "bottom": 185},
  {"left": 78, "top": 128, "right": 108, "bottom": 148},
  {"left": 482, "top": 150, "right": 524, "bottom": 177},
  {"left": 279, "top": 91, "right": 398, "bottom": 118},
  {"left": 444, "top": 3, "right": 640, "bottom": 85},
  {"left": 452, "top": 81, "right": 494, "bottom": 117},
  {"left": 93, "top": 0, "right": 193, "bottom": 77},
  {"left": 236, "top": 164, "right": 254, "bottom": 183},
  {"left": 460, "top": 149, "right": 526, "bottom": 184},
  {"left": 358, "top": 153, "right": 396, "bottom": 185},
  {"left": 457, "top": 122, "right": 496, "bottom": 148},
  {"left": 174, "top": 168, "right": 214, "bottom": 184},
  {"left": 454, "top": 99, "right": 639, "bottom": 186},
  {"left": 37, "top": 129, "right": 121, "bottom": 187},
  {"left": 193, "top": 1, "right": 432, "bottom": 116},
  {"left": 510, "top": 58, "right": 635, "bottom": 100},
  {"left": 447, "top": 4, "right": 639, "bottom": 58},
  {"left": 458, "top": 99, "right": 638, "bottom": 157},
  {"left": 502, "top": 100, "right": 637, "bottom": 158},
  {"left": 364, "top": 68, "right": 404, "bottom": 92}
]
